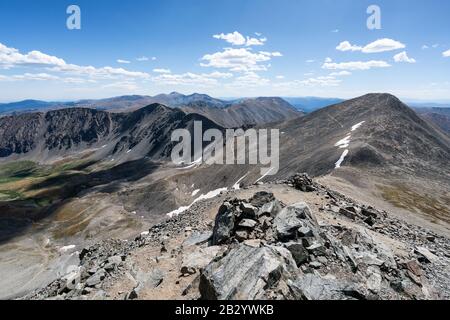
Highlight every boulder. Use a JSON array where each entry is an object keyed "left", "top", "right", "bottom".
[
  {"left": 288, "top": 274, "right": 363, "bottom": 300},
  {"left": 249, "top": 192, "right": 275, "bottom": 207},
  {"left": 415, "top": 247, "right": 438, "bottom": 264},
  {"left": 211, "top": 202, "right": 236, "bottom": 245},
  {"left": 273, "top": 203, "right": 317, "bottom": 241},
  {"left": 200, "top": 243, "right": 298, "bottom": 300},
  {"left": 239, "top": 219, "right": 258, "bottom": 229},
  {"left": 85, "top": 269, "right": 106, "bottom": 287},
  {"left": 290, "top": 173, "right": 316, "bottom": 192},
  {"left": 285, "top": 243, "right": 309, "bottom": 266}
]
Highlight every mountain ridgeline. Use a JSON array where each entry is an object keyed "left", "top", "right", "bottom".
[{"left": 0, "top": 104, "right": 222, "bottom": 162}]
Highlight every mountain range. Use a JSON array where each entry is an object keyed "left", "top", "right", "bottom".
[{"left": 0, "top": 92, "right": 449, "bottom": 300}]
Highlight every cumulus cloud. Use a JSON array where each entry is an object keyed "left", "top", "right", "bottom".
[
  {"left": 443, "top": 49, "right": 450, "bottom": 58},
  {"left": 275, "top": 76, "right": 341, "bottom": 88},
  {"left": 322, "top": 60, "right": 391, "bottom": 70},
  {"left": 153, "top": 68, "right": 171, "bottom": 74},
  {"left": 117, "top": 59, "right": 131, "bottom": 64},
  {"left": 201, "top": 48, "right": 281, "bottom": 72},
  {"left": 336, "top": 38, "right": 405, "bottom": 53},
  {"left": 393, "top": 51, "right": 416, "bottom": 63},
  {"left": 0, "top": 43, "right": 66, "bottom": 68},
  {"left": 153, "top": 72, "right": 233, "bottom": 87},
  {"left": 213, "top": 31, "right": 246, "bottom": 46},
  {"left": 231, "top": 72, "right": 270, "bottom": 87},
  {"left": 336, "top": 41, "right": 362, "bottom": 52},
  {"left": 329, "top": 71, "right": 352, "bottom": 76},
  {"left": 0, "top": 42, "right": 150, "bottom": 80},
  {"left": 213, "top": 31, "right": 267, "bottom": 46},
  {"left": 0, "top": 72, "right": 60, "bottom": 81}
]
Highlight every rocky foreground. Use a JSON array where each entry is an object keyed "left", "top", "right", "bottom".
[{"left": 26, "top": 174, "right": 450, "bottom": 300}]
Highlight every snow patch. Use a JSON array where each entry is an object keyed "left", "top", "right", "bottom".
[
  {"left": 335, "top": 149, "right": 349, "bottom": 169},
  {"left": 140, "top": 231, "right": 149, "bottom": 236},
  {"left": 127, "top": 149, "right": 132, "bottom": 154},
  {"left": 191, "top": 189, "right": 200, "bottom": 196},
  {"left": 167, "top": 187, "right": 228, "bottom": 218},
  {"left": 255, "top": 167, "right": 275, "bottom": 184},
  {"left": 59, "top": 245, "right": 76, "bottom": 253},
  {"left": 352, "top": 121, "right": 365, "bottom": 132},
  {"left": 335, "top": 135, "right": 351, "bottom": 149},
  {"left": 233, "top": 173, "right": 248, "bottom": 190}
]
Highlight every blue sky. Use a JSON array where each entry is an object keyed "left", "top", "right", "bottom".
[{"left": 0, "top": 0, "right": 449, "bottom": 102}]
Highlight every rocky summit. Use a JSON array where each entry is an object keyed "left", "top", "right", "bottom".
[{"left": 26, "top": 174, "right": 450, "bottom": 300}]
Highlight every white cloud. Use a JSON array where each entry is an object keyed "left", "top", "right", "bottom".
[
  {"left": 245, "top": 36, "right": 267, "bottom": 46},
  {"left": 324, "top": 57, "right": 332, "bottom": 63},
  {"left": 362, "top": 38, "right": 406, "bottom": 53},
  {"left": 422, "top": 45, "right": 429, "bottom": 50},
  {"left": 0, "top": 72, "right": 60, "bottom": 81},
  {"left": 153, "top": 68, "right": 171, "bottom": 74},
  {"left": 201, "top": 48, "right": 281, "bottom": 72},
  {"left": 306, "top": 59, "right": 315, "bottom": 63},
  {"left": 0, "top": 43, "right": 66, "bottom": 68},
  {"left": 117, "top": 59, "right": 131, "bottom": 64},
  {"left": 332, "top": 29, "right": 339, "bottom": 33},
  {"left": 213, "top": 31, "right": 246, "bottom": 46},
  {"left": 336, "top": 38, "right": 405, "bottom": 53},
  {"left": 275, "top": 76, "right": 341, "bottom": 88},
  {"left": 329, "top": 71, "right": 352, "bottom": 76},
  {"left": 102, "top": 81, "right": 139, "bottom": 91},
  {"left": 213, "top": 31, "right": 267, "bottom": 46},
  {"left": 322, "top": 60, "right": 391, "bottom": 70},
  {"left": 393, "top": 51, "right": 416, "bottom": 63},
  {"left": 0, "top": 42, "right": 150, "bottom": 80},
  {"left": 443, "top": 49, "right": 450, "bottom": 58},
  {"left": 230, "top": 72, "right": 270, "bottom": 87},
  {"left": 336, "top": 41, "right": 362, "bottom": 52},
  {"left": 136, "top": 56, "right": 149, "bottom": 61},
  {"left": 276, "top": 75, "right": 285, "bottom": 79},
  {"left": 153, "top": 72, "right": 232, "bottom": 87},
  {"left": 303, "top": 72, "right": 314, "bottom": 76}
]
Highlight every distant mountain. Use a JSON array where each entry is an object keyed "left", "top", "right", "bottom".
[
  {"left": 181, "top": 97, "right": 303, "bottom": 127},
  {"left": 0, "top": 104, "right": 222, "bottom": 161},
  {"left": 0, "top": 100, "right": 58, "bottom": 114},
  {"left": 282, "top": 97, "right": 345, "bottom": 112},
  {"left": 0, "top": 93, "right": 302, "bottom": 128},
  {"left": 412, "top": 107, "right": 450, "bottom": 134}
]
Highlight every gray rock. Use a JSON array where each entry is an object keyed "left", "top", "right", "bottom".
[
  {"left": 274, "top": 203, "right": 315, "bottom": 241},
  {"left": 85, "top": 269, "right": 106, "bottom": 287},
  {"left": 415, "top": 247, "right": 438, "bottom": 263},
  {"left": 289, "top": 274, "right": 362, "bottom": 300},
  {"left": 104, "top": 255, "right": 123, "bottom": 271},
  {"left": 183, "top": 231, "right": 213, "bottom": 247},
  {"left": 249, "top": 192, "right": 275, "bottom": 207},
  {"left": 200, "top": 244, "right": 298, "bottom": 300},
  {"left": 259, "top": 200, "right": 282, "bottom": 217},
  {"left": 240, "top": 203, "right": 258, "bottom": 219},
  {"left": 285, "top": 243, "right": 309, "bottom": 266},
  {"left": 211, "top": 202, "right": 236, "bottom": 245},
  {"left": 239, "top": 219, "right": 258, "bottom": 229}
]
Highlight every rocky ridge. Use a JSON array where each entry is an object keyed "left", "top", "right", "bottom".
[{"left": 26, "top": 174, "right": 450, "bottom": 300}]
